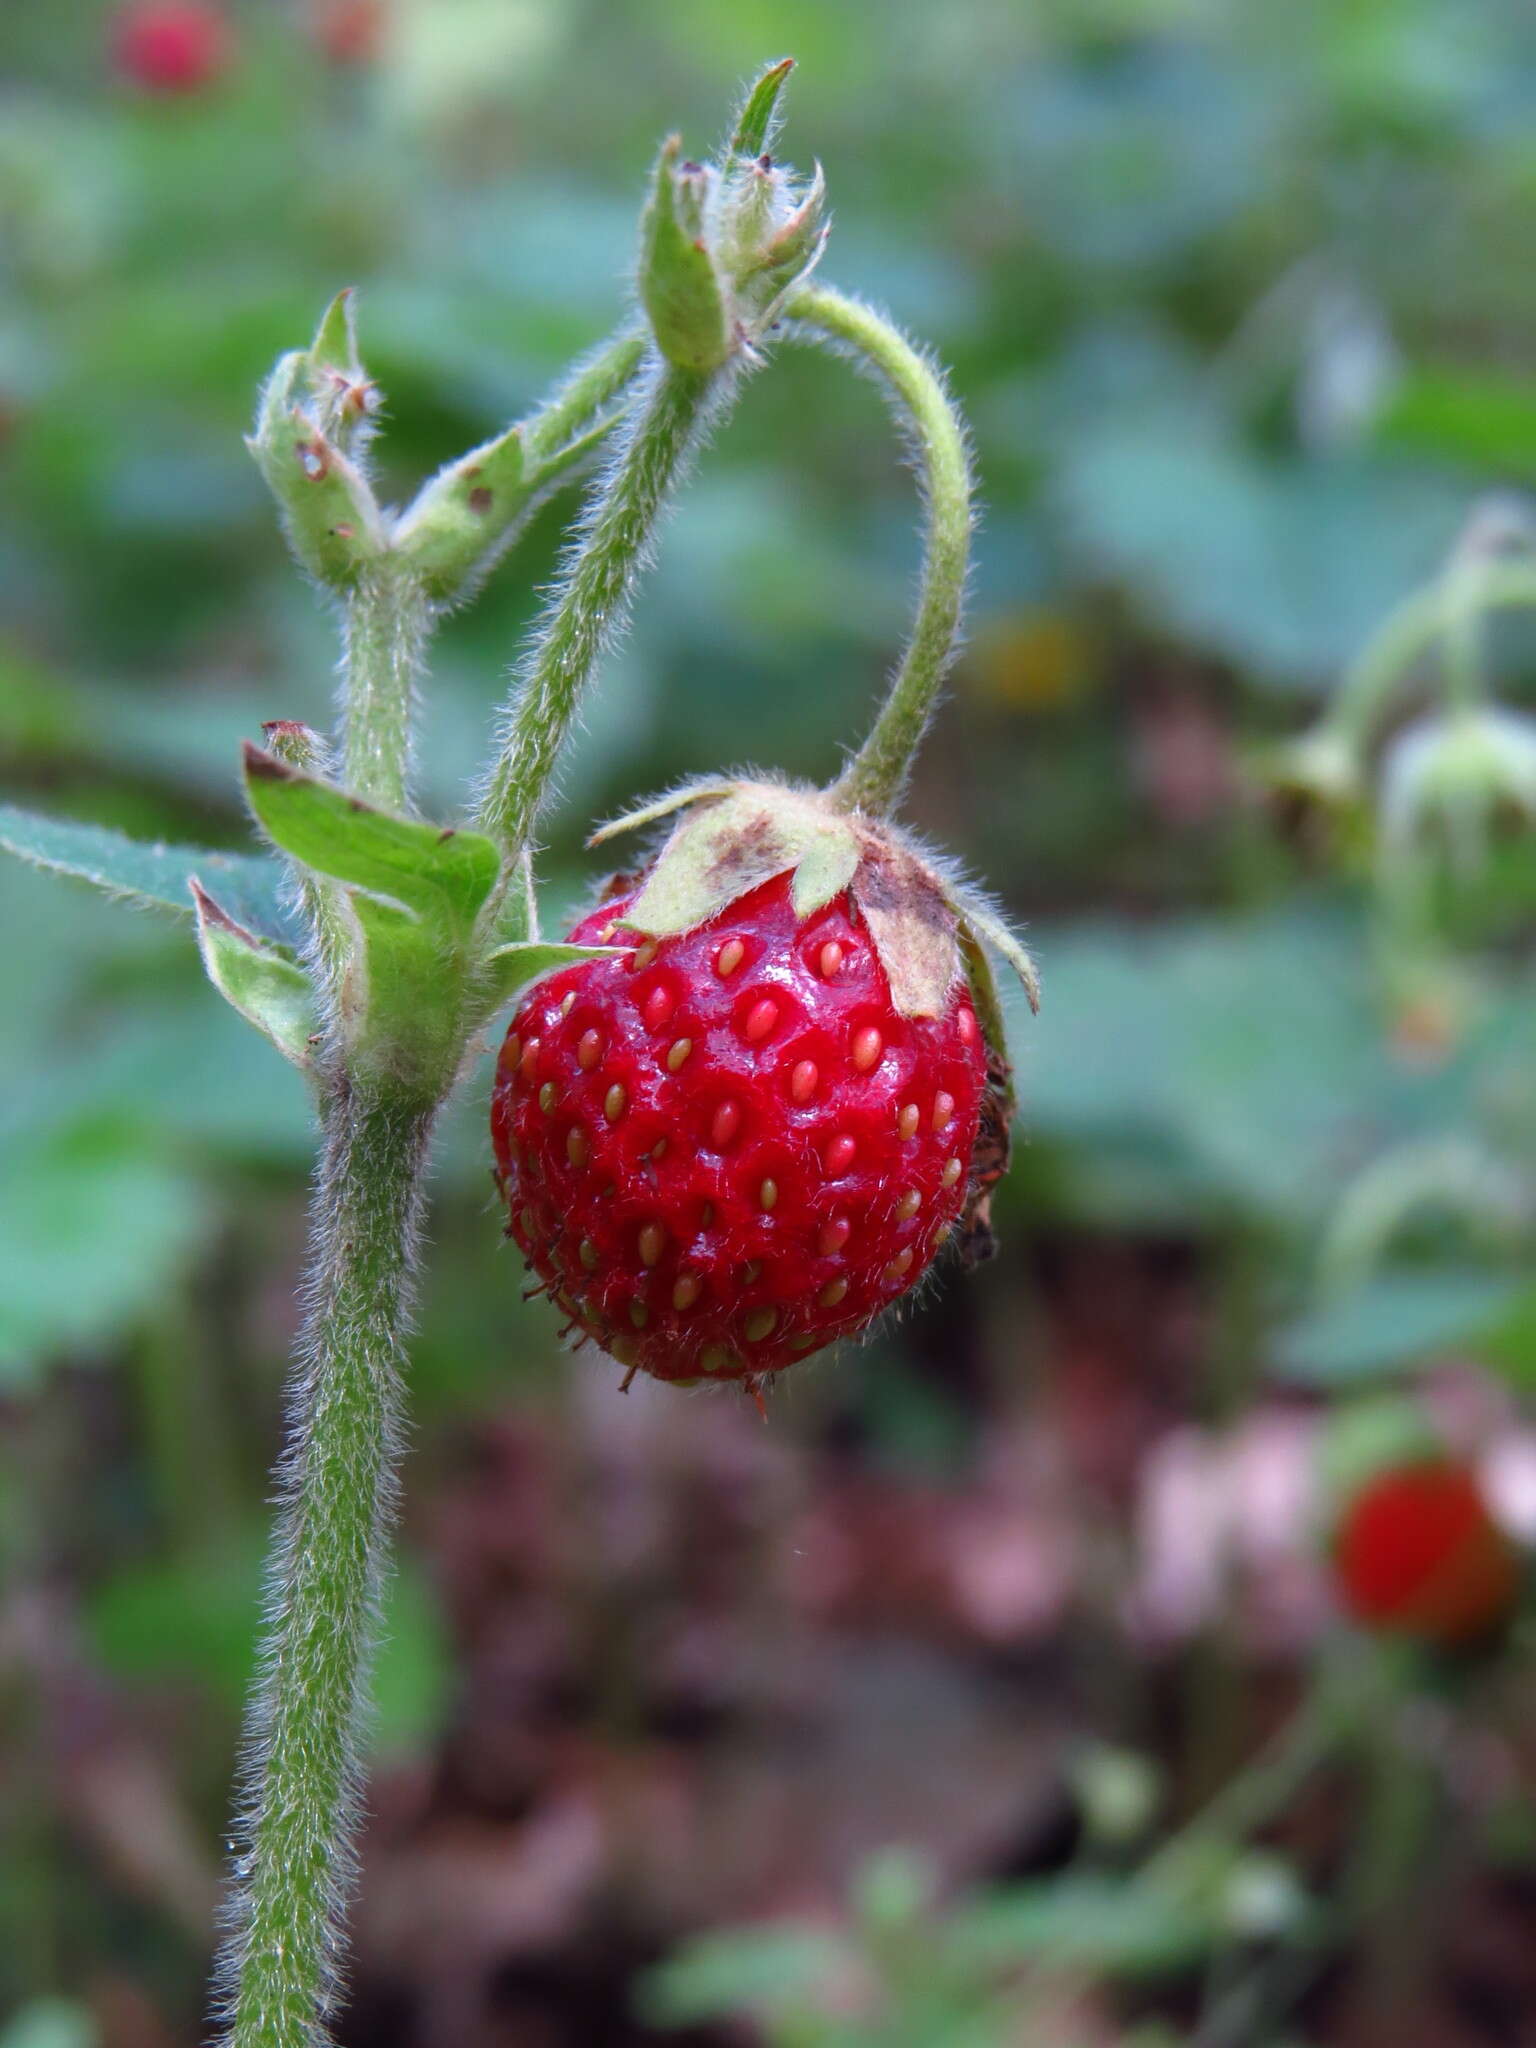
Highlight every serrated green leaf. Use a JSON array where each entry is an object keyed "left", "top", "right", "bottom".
[
  {"left": 242, "top": 745, "right": 500, "bottom": 937},
  {"left": 478, "top": 940, "right": 625, "bottom": 1017},
  {"left": 0, "top": 801, "right": 295, "bottom": 945},
  {"left": 192, "top": 880, "right": 317, "bottom": 1070}
]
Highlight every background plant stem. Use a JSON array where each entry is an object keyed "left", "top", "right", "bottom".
[
  {"left": 786, "top": 284, "right": 974, "bottom": 820},
  {"left": 219, "top": 1086, "right": 433, "bottom": 2048}
]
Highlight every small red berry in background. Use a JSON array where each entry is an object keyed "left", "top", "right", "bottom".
[
  {"left": 1335, "top": 1459, "right": 1521, "bottom": 1649},
  {"left": 492, "top": 873, "right": 989, "bottom": 1390},
  {"left": 309, "top": 0, "right": 385, "bottom": 67},
  {"left": 112, "top": 0, "right": 232, "bottom": 94}
]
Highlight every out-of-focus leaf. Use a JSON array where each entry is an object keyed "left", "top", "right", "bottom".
[
  {"left": 1055, "top": 406, "right": 1466, "bottom": 690},
  {"left": 0, "top": 2001, "right": 97, "bottom": 2048},
  {"left": 635, "top": 1925, "right": 848, "bottom": 2025},
  {"left": 0, "top": 802, "right": 294, "bottom": 945},
  {"left": 0, "top": 1118, "right": 209, "bottom": 1384},
  {"left": 1273, "top": 1270, "right": 1526, "bottom": 1384},
  {"left": 944, "top": 1875, "right": 1214, "bottom": 1977},
  {"left": 1380, "top": 368, "right": 1536, "bottom": 477}
]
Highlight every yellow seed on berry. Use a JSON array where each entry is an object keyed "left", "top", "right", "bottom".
[
  {"left": 818, "top": 1277, "right": 848, "bottom": 1308},
  {"left": 898, "top": 1102, "right": 920, "bottom": 1140},
  {"left": 896, "top": 1189, "right": 920, "bottom": 1221},
  {"left": 520, "top": 1037, "right": 539, "bottom": 1081},
  {"left": 629, "top": 1299, "right": 648, "bottom": 1329},
  {"left": 932, "top": 1090, "right": 955, "bottom": 1132},
  {"left": 566, "top": 1126, "right": 589, "bottom": 1167},
  {"left": 759, "top": 1178, "right": 778, "bottom": 1211},
  {"left": 538, "top": 1083, "right": 556, "bottom": 1113},
  {"left": 672, "top": 1274, "right": 701, "bottom": 1310},
  {"left": 818, "top": 1216, "right": 851, "bottom": 1256},
  {"left": 791, "top": 1059, "right": 818, "bottom": 1104},
  {"left": 884, "top": 1248, "right": 914, "bottom": 1281},
  {"left": 711, "top": 1100, "right": 741, "bottom": 1148},
  {"left": 818, "top": 940, "right": 844, "bottom": 979},
  {"left": 666, "top": 1037, "right": 693, "bottom": 1072},
  {"left": 853, "top": 1026, "right": 883, "bottom": 1072},
  {"left": 631, "top": 938, "right": 658, "bottom": 971},
  {"left": 716, "top": 937, "right": 745, "bottom": 977},
  {"left": 577, "top": 1029, "right": 602, "bottom": 1071},
  {"left": 942, "top": 1156, "right": 962, "bottom": 1187},
  {"left": 604, "top": 1083, "right": 626, "bottom": 1123},
  {"left": 638, "top": 1222, "right": 665, "bottom": 1268},
  {"left": 745, "top": 1307, "right": 777, "bottom": 1343},
  {"left": 745, "top": 997, "right": 778, "bottom": 1042},
  {"left": 579, "top": 1238, "right": 599, "bottom": 1270}
]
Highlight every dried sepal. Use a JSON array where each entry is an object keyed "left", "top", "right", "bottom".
[
  {"left": 847, "top": 833, "right": 961, "bottom": 1020},
  {"left": 586, "top": 778, "right": 738, "bottom": 848},
  {"left": 624, "top": 783, "right": 863, "bottom": 936},
  {"left": 955, "top": 924, "right": 1015, "bottom": 1267},
  {"left": 948, "top": 884, "right": 1040, "bottom": 1015}
]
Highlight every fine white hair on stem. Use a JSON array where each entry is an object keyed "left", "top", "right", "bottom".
[
  {"left": 210, "top": 1093, "right": 433, "bottom": 2047},
  {"left": 473, "top": 346, "right": 749, "bottom": 859},
  {"left": 781, "top": 286, "right": 978, "bottom": 818}
]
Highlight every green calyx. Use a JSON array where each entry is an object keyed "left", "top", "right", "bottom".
[
  {"left": 637, "top": 59, "right": 828, "bottom": 375},
  {"left": 589, "top": 776, "right": 1039, "bottom": 1026}
]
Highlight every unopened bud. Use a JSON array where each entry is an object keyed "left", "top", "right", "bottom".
[{"left": 639, "top": 137, "right": 731, "bottom": 374}]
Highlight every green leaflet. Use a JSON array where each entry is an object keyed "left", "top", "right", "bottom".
[
  {"left": 0, "top": 800, "right": 295, "bottom": 946},
  {"left": 242, "top": 745, "right": 500, "bottom": 937},
  {"left": 727, "top": 56, "right": 795, "bottom": 164},
  {"left": 192, "top": 882, "right": 317, "bottom": 1071}
]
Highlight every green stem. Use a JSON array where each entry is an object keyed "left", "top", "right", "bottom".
[
  {"left": 520, "top": 323, "right": 649, "bottom": 468},
  {"left": 475, "top": 353, "right": 722, "bottom": 857},
  {"left": 786, "top": 283, "right": 974, "bottom": 819},
  {"left": 218, "top": 1086, "right": 434, "bottom": 2048},
  {"left": 341, "top": 563, "right": 431, "bottom": 813},
  {"left": 1326, "top": 559, "right": 1536, "bottom": 754}
]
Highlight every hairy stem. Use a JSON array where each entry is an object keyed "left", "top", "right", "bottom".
[
  {"left": 342, "top": 563, "right": 432, "bottom": 813},
  {"left": 475, "top": 353, "right": 725, "bottom": 856},
  {"left": 786, "top": 283, "right": 974, "bottom": 819},
  {"left": 217, "top": 1087, "right": 434, "bottom": 2048},
  {"left": 521, "top": 322, "right": 649, "bottom": 467}
]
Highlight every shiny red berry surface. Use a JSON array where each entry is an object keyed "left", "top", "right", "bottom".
[
  {"left": 1335, "top": 1459, "right": 1520, "bottom": 1648},
  {"left": 492, "top": 874, "right": 988, "bottom": 1384}
]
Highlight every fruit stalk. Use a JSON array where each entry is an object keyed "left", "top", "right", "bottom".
[
  {"left": 342, "top": 561, "right": 431, "bottom": 813},
  {"left": 476, "top": 354, "right": 728, "bottom": 859},
  {"left": 218, "top": 1087, "right": 433, "bottom": 2048},
  {"left": 786, "top": 283, "right": 974, "bottom": 819}
]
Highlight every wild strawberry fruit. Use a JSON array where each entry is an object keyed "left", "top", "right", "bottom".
[
  {"left": 1335, "top": 1458, "right": 1520, "bottom": 1649},
  {"left": 492, "top": 782, "right": 1036, "bottom": 1394},
  {"left": 113, "top": 0, "right": 232, "bottom": 94}
]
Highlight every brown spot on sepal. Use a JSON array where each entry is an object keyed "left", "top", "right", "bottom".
[
  {"left": 849, "top": 837, "right": 961, "bottom": 1019},
  {"left": 704, "top": 806, "right": 785, "bottom": 888}
]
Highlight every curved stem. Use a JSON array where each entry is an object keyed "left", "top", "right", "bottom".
[
  {"left": 217, "top": 1087, "right": 434, "bottom": 2048},
  {"left": 475, "top": 353, "right": 728, "bottom": 857},
  {"left": 341, "top": 563, "right": 431, "bottom": 813},
  {"left": 1326, "top": 559, "right": 1536, "bottom": 753},
  {"left": 785, "top": 283, "right": 974, "bottom": 818}
]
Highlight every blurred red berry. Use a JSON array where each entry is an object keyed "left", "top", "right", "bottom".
[
  {"left": 310, "top": 0, "right": 385, "bottom": 66},
  {"left": 1335, "top": 1459, "right": 1520, "bottom": 1648},
  {"left": 112, "top": 0, "right": 232, "bottom": 94}
]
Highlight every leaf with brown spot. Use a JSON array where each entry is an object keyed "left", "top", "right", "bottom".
[{"left": 850, "top": 840, "right": 960, "bottom": 1019}]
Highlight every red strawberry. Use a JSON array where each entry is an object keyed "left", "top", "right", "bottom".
[
  {"left": 493, "top": 871, "right": 988, "bottom": 1388},
  {"left": 112, "top": 0, "right": 232, "bottom": 94},
  {"left": 1335, "top": 1458, "right": 1520, "bottom": 1649}
]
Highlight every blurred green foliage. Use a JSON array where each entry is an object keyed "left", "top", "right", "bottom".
[{"left": 9, "top": 0, "right": 1536, "bottom": 2040}]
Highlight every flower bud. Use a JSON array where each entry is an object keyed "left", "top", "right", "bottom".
[
  {"left": 1379, "top": 706, "right": 1536, "bottom": 878},
  {"left": 635, "top": 58, "right": 828, "bottom": 375}
]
